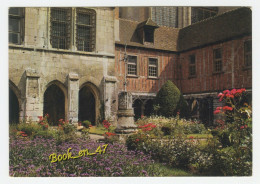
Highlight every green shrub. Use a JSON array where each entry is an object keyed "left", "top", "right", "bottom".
[
  {"left": 16, "top": 123, "right": 43, "bottom": 136},
  {"left": 82, "top": 120, "right": 91, "bottom": 128},
  {"left": 63, "top": 123, "right": 75, "bottom": 134},
  {"left": 155, "top": 80, "right": 180, "bottom": 117}
]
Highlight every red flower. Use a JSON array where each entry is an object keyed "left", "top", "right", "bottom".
[
  {"left": 21, "top": 134, "right": 27, "bottom": 137},
  {"left": 20, "top": 131, "right": 25, "bottom": 134},
  {"left": 59, "top": 119, "right": 63, "bottom": 122},
  {"left": 105, "top": 132, "right": 116, "bottom": 137},
  {"left": 219, "top": 95, "right": 224, "bottom": 102},
  {"left": 135, "top": 139, "right": 140, "bottom": 142},
  {"left": 223, "top": 90, "right": 230, "bottom": 94},
  {"left": 241, "top": 88, "right": 246, "bottom": 92},
  {"left": 245, "top": 125, "right": 248, "bottom": 128},
  {"left": 216, "top": 107, "right": 222, "bottom": 110},
  {"left": 214, "top": 110, "right": 221, "bottom": 114},
  {"left": 230, "top": 89, "right": 237, "bottom": 95},
  {"left": 189, "top": 136, "right": 194, "bottom": 139},
  {"left": 218, "top": 93, "right": 223, "bottom": 97},
  {"left": 226, "top": 94, "right": 234, "bottom": 98},
  {"left": 223, "top": 106, "right": 233, "bottom": 111},
  {"left": 45, "top": 114, "right": 49, "bottom": 118},
  {"left": 240, "top": 125, "right": 245, "bottom": 130},
  {"left": 38, "top": 116, "right": 43, "bottom": 121}
]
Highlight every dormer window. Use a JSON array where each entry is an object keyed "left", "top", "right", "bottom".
[
  {"left": 144, "top": 28, "right": 154, "bottom": 43},
  {"left": 136, "top": 18, "right": 158, "bottom": 44}
]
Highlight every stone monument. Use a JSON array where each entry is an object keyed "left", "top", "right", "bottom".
[{"left": 115, "top": 91, "right": 137, "bottom": 133}]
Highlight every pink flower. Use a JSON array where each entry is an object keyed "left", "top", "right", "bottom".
[
  {"left": 214, "top": 110, "right": 221, "bottom": 114},
  {"left": 223, "top": 106, "right": 233, "bottom": 111}
]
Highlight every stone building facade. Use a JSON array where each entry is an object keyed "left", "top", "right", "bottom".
[{"left": 9, "top": 7, "right": 118, "bottom": 125}]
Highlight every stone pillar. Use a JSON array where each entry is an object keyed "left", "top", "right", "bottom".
[
  {"left": 104, "top": 76, "right": 118, "bottom": 124},
  {"left": 68, "top": 73, "right": 79, "bottom": 124},
  {"left": 116, "top": 92, "right": 137, "bottom": 133},
  {"left": 25, "top": 69, "right": 41, "bottom": 122}
]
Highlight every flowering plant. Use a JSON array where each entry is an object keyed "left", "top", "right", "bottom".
[{"left": 38, "top": 114, "right": 49, "bottom": 130}]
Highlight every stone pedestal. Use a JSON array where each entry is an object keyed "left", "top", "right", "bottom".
[{"left": 115, "top": 92, "right": 137, "bottom": 134}]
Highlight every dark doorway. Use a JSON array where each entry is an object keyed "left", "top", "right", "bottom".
[
  {"left": 9, "top": 88, "right": 19, "bottom": 124},
  {"left": 133, "top": 99, "right": 142, "bottom": 120},
  {"left": 144, "top": 99, "right": 154, "bottom": 117},
  {"left": 79, "top": 86, "right": 96, "bottom": 125},
  {"left": 199, "top": 97, "right": 213, "bottom": 126},
  {"left": 43, "top": 84, "right": 65, "bottom": 126}
]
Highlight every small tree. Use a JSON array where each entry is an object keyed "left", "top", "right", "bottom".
[{"left": 155, "top": 80, "right": 180, "bottom": 117}]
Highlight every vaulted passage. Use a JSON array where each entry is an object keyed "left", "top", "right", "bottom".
[
  {"left": 144, "top": 99, "right": 154, "bottom": 117},
  {"left": 44, "top": 84, "right": 65, "bottom": 126},
  {"left": 9, "top": 88, "right": 19, "bottom": 124},
  {"left": 133, "top": 99, "right": 142, "bottom": 120},
  {"left": 79, "top": 86, "right": 96, "bottom": 125}
]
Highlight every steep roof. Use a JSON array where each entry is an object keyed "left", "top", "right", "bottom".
[
  {"left": 177, "top": 7, "right": 252, "bottom": 51},
  {"left": 116, "top": 19, "right": 180, "bottom": 52},
  {"left": 116, "top": 7, "right": 252, "bottom": 52}
]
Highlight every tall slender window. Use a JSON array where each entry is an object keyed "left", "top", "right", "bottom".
[
  {"left": 127, "top": 56, "right": 137, "bottom": 76},
  {"left": 9, "top": 8, "right": 24, "bottom": 44},
  {"left": 50, "top": 8, "right": 71, "bottom": 49},
  {"left": 189, "top": 54, "right": 196, "bottom": 77},
  {"left": 213, "top": 48, "right": 222, "bottom": 73},
  {"left": 244, "top": 40, "right": 252, "bottom": 68},
  {"left": 148, "top": 58, "right": 158, "bottom": 77},
  {"left": 76, "top": 8, "right": 96, "bottom": 52}
]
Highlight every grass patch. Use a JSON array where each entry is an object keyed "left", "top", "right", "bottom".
[
  {"left": 89, "top": 126, "right": 116, "bottom": 135},
  {"left": 153, "top": 162, "right": 193, "bottom": 176},
  {"left": 186, "top": 134, "right": 213, "bottom": 139}
]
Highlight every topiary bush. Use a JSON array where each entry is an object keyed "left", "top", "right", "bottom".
[{"left": 155, "top": 80, "right": 181, "bottom": 117}]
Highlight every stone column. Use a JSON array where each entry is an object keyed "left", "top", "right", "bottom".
[
  {"left": 104, "top": 76, "right": 118, "bottom": 124},
  {"left": 25, "top": 69, "right": 41, "bottom": 122},
  {"left": 68, "top": 73, "right": 79, "bottom": 124}
]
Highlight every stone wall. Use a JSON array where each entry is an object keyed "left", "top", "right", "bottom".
[{"left": 9, "top": 7, "right": 118, "bottom": 124}]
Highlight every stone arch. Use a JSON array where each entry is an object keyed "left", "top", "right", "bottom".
[
  {"left": 144, "top": 99, "right": 154, "bottom": 117},
  {"left": 133, "top": 99, "right": 143, "bottom": 120},
  {"left": 79, "top": 82, "right": 100, "bottom": 125},
  {"left": 43, "top": 80, "right": 68, "bottom": 125},
  {"left": 9, "top": 81, "right": 21, "bottom": 124}
]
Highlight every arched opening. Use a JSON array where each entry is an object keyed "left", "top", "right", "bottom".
[
  {"left": 79, "top": 86, "right": 96, "bottom": 125},
  {"left": 199, "top": 97, "right": 213, "bottom": 126},
  {"left": 43, "top": 84, "right": 65, "bottom": 126},
  {"left": 133, "top": 99, "right": 143, "bottom": 120},
  {"left": 144, "top": 99, "right": 154, "bottom": 117},
  {"left": 9, "top": 87, "right": 19, "bottom": 124}
]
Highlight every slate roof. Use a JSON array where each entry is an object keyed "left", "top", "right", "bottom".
[
  {"left": 116, "top": 7, "right": 252, "bottom": 52},
  {"left": 116, "top": 19, "right": 180, "bottom": 52},
  {"left": 177, "top": 7, "right": 252, "bottom": 51}
]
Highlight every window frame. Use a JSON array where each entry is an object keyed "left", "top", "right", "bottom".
[
  {"left": 76, "top": 8, "right": 96, "bottom": 52},
  {"left": 244, "top": 40, "right": 252, "bottom": 69},
  {"left": 127, "top": 55, "right": 138, "bottom": 77},
  {"left": 8, "top": 8, "right": 25, "bottom": 45},
  {"left": 213, "top": 48, "right": 223, "bottom": 73},
  {"left": 50, "top": 7, "right": 72, "bottom": 50},
  {"left": 148, "top": 57, "right": 158, "bottom": 78},
  {"left": 188, "top": 54, "right": 196, "bottom": 78}
]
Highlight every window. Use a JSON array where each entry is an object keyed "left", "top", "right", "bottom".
[
  {"left": 189, "top": 55, "right": 196, "bottom": 77},
  {"left": 76, "top": 8, "right": 96, "bottom": 52},
  {"left": 148, "top": 58, "right": 158, "bottom": 77},
  {"left": 213, "top": 48, "right": 222, "bottom": 73},
  {"left": 144, "top": 28, "right": 154, "bottom": 43},
  {"left": 50, "top": 8, "right": 72, "bottom": 49},
  {"left": 9, "top": 8, "right": 24, "bottom": 44},
  {"left": 244, "top": 40, "right": 252, "bottom": 68},
  {"left": 127, "top": 56, "right": 137, "bottom": 76}
]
